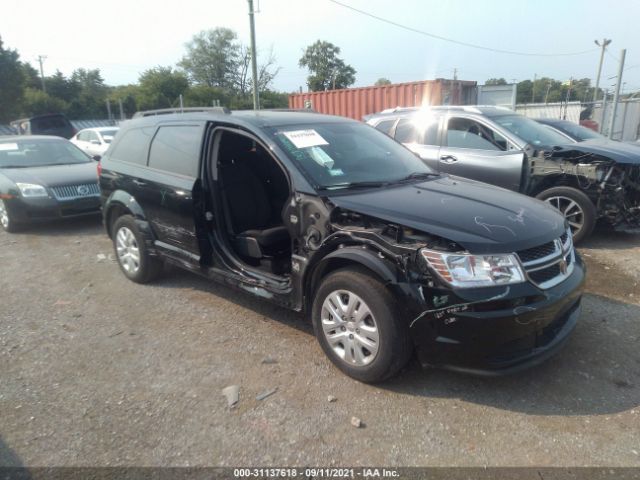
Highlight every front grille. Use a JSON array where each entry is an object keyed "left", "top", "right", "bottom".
[
  {"left": 516, "top": 241, "right": 556, "bottom": 263},
  {"left": 516, "top": 228, "right": 575, "bottom": 289},
  {"left": 51, "top": 183, "right": 100, "bottom": 200}
]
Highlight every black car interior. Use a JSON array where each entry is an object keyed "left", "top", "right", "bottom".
[{"left": 216, "top": 131, "right": 291, "bottom": 275}]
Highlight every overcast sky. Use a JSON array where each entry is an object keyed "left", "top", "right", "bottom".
[{"left": 2, "top": 0, "right": 639, "bottom": 93}]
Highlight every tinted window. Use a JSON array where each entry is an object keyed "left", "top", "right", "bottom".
[
  {"left": 446, "top": 117, "right": 507, "bottom": 151},
  {"left": 148, "top": 125, "right": 201, "bottom": 177},
  {"left": 108, "top": 127, "right": 154, "bottom": 165},
  {"left": 78, "top": 131, "right": 90, "bottom": 141},
  {"left": 373, "top": 119, "right": 395, "bottom": 136}
]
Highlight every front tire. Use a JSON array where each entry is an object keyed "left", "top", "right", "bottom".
[
  {"left": 312, "top": 267, "right": 412, "bottom": 383},
  {"left": 536, "top": 186, "right": 596, "bottom": 244},
  {"left": 112, "top": 215, "right": 162, "bottom": 283},
  {"left": 0, "top": 199, "right": 20, "bottom": 233}
]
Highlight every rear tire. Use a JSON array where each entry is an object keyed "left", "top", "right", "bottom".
[
  {"left": 112, "top": 215, "right": 162, "bottom": 283},
  {"left": 536, "top": 186, "right": 596, "bottom": 244},
  {"left": 311, "top": 267, "right": 412, "bottom": 383}
]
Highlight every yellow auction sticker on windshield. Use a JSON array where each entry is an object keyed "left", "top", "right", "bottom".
[{"left": 283, "top": 129, "right": 329, "bottom": 149}]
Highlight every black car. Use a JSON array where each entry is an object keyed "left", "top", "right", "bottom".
[
  {"left": 0, "top": 136, "right": 101, "bottom": 232},
  {"left": 535, "top": 118, "right": 611, "bottom": 143},
  {"left": 10, "top": 113, "right": 76, "bottom": 139},
  {"left": 99, "top": 107, "right": 585, "bottom": 382}
]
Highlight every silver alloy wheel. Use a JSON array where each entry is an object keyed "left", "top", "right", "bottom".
[
  {"left": 0, "top": 199, "right": 9, "bottom": 229},
  {"left": 545, "top": 196, "right": 585, "bottom": 237},
  {"left": 116, "top": 226, "right": 141, "bottom": 274},
  {"left": 320, "top": 290, "right": 380, "bottom": 366}
]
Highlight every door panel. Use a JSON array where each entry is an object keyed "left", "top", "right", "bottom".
[
  {"left": 436, "top": 147, "right": 525, "bottom": 191},
  {"left": 441, "top": 116, "right": 525, "bottom": 191}
]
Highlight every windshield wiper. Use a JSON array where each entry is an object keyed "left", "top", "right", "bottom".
[
  {"left": 319, "top": 180, "right": 390, "bottom": 191},
  {"left": 395, "top": 172, "right": 440, "bottom": 182}
]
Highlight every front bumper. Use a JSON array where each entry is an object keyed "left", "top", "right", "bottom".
[
  {"left": 5, "top": 195, "right": 101, "bottom": 223},
  {"left": 409, "top": 253, "right": 585, "bottom": 375}
]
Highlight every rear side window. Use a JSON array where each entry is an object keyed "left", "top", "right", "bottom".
[
  {"left": 148, "top": 125, "right": 201, "bottom": 178},
  {"left": 373, "top": 119, "right": 395, "bottom": 136},
  {"left": 395, "top": 117, "right": 439, "bottom": 145},
  {"left": 108, "top": 127, "right": 154, "bottom": 165}
]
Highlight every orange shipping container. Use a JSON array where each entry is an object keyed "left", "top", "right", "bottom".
[{"left": 289, "top": 79, "right": 477, "bottom": 120}]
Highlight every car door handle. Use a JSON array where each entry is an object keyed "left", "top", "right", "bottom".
[
  {"left": 132, "top": 179, "right": 147, "bottom": 186},
  {"left": 439, "top": 155, "right": 458, "bottom": 164}
]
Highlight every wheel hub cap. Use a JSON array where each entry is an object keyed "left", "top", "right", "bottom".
[
  {"left": 320, "top": 290, "right": 379, "bottom": 366},
  {"left": 116, "top": 226, "right": 140, "bottom": 274},
  {"left": 545, "top": 196, "right": 584, "bottom": 236}
]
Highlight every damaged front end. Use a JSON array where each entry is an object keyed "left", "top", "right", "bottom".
[
  {"left": 529, "top": 147, "right": 640, "bottom": 232},
  {"left": 311, "top": 206, "right": 585, "bottom": 375}
]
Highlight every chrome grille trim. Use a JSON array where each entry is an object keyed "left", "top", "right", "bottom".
[
  {"left": 517, "top": 228, "right": 575, "bottom": 290},
  {"left": 51, "top": 183, "right": 100, "bottom": 200}
]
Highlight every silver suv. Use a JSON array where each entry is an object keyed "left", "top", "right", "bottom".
[{"left": 366, "top": 105, "right": 640, "bottom": 243}]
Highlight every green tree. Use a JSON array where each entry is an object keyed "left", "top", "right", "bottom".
[
  {"left": 67, "top": 68, "right": 108, "bottom": 118},
  {"left": 299, "top": 40, "right": 356, "bottom": 91},
  {"left": 21, "top": 88, "right": 69, "bottom": 116},
  {"left": 184, "top": 84, "right": 229, "bottom": 108},
  {"left": 108, "top": 84, "right": 141, "bottom": 118},
  {"left": 179, "top": 28, "right": 240, "bottom": 89},
  {"left": 46, "top": 70, "right": 80, "bottom": 104},
  {"left": 136, "top": 66, "right": 189, "bottom": 110},
  {"left": 21, "top": 62, "right": 41, "bottom": 90},
  {"left": 374, "top": 78, "right": 392, "bottom": 86},
  {"left": 0, "top": 37, "right": 26, "bottom": 122},
  {"left": 485, "top": 78, "right": 508, "bottom": 86}
]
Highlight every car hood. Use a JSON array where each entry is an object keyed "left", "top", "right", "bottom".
[
  {"left": 554, "top": 139, "right": 640, "bottom": 165},
  {"left": 328, "top": 176, "right": 566, "bottom": 254},
  {"left": 1, "top": 162, "right": 98, "bottom": 187}
]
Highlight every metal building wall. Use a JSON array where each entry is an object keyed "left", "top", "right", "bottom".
[{"left": 289, "top": 79, "right": 477, "bottom": 120}]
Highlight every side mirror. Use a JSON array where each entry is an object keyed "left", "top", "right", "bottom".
[{"left": 92, "top": 155, "right": 101, "bottom": 162}]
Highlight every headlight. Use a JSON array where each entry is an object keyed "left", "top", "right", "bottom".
[
  {"left": 16, "top": 183, "right": 48, "bottom": 198},
  {"left": 420, "top": 248, "right": 525, "bottom": 288}
]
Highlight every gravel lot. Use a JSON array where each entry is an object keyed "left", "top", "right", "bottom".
[{"left": 1, "top": 218, "right": 639, "bottom": 467}]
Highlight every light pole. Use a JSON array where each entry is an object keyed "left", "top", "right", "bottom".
[
  {"left": 593, "top": 39, "right": 612, "bottom": 102},
  {"left": 247, "top": 0, "right": 260, "bottom": 110}
]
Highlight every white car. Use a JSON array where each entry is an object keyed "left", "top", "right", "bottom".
[{"left": 71, "top": 127, "right": 119, "bottom": 157}]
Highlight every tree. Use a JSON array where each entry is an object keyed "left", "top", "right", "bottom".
[
  {"left": 299, "top": 40, "right": 356, "bottom": 91},
  {"left": 46, "top": 70, "right": 80, "bottom": 104},
  {"left": 21, "top": 88, "right": 69, "bottom": 116},
  {"left": 0, "top": 37, "right": 26, "bottom": 122},
  {"left": 234, "top": 46, "right": 281, "bottom": 95},
  {"left": 374, "top": 78, "right": 392, "bottom": 86},
  {"left": 136, "top": 67, "right": 189, "bottom": 110},
  {"left": 179, "top": 28, "right": 240, "bottom": 89},
  {"left": 485, "top": 78, "right": 508, "bottom": 86},
  {"left": 68, "top": 68, "right": 108, "bottom": 118}
]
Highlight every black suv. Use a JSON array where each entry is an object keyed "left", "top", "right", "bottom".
[
  {"left": 10, "top": 113, "right": 76, "bottom": 139},
  {"left": 99, "top": 107, "right": 585, "bottom": 382}
]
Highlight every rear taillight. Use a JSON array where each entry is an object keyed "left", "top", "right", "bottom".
[{"left": 97, "top": 161, "right": 102, "bottom": 178}]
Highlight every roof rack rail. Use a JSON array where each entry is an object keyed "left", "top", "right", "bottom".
[
  {"left": 132, "top": 106, "right": 231, "bottom": 118},
  {"left": 261, "top": 108, "right": 318, "bottom": 113}
]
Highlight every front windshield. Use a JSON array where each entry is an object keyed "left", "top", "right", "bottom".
[
  {"left": 269, "top": 122, "right": 435, "bottom": 190},
  {"left": 557, "top": 122, "right": 605, "bottom": 141},
  {"left": 0, "top": 139, "right": 91, "bottom": 168},
  {"left": 492, "top": 114, "right": 570, "bottom": 147}
]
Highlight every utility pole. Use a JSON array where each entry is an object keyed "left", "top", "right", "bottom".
[
  {"left": 37, "top": 55, "right": 47, "bottom": 93},
  {"left": 453, "top": 68, "right": 457, "bottom": 80},
  {"left": 118, "top": 99, "right": 124, "bottom": 120},
  {"left": 247, "top": 0, "right": 260, "bottom": 110},
  {"left": 545, "top": 82, "right": 552, "bottom": 104},
  {"left": 600, "top": 89, "right": 608, "bottom": 134},
  {"left": 593, "top": 38, "right": 612, "bottom": 102},
  {"left": 608, "top": 48, "right": 626, "bottom": 139},
  {"left": 179, "top": 94, "right": 184, "bottom": 112},
  {"left": 106, "top": 99, "right": 112, "bottom": 121}
]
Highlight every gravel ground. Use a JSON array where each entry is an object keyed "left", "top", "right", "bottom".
[{"left": 0, "top": 218, "right": 639, "bottom": 467}]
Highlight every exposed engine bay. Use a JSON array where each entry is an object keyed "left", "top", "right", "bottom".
[{"left": 529, "top": 148, "right": 640, "bottom": 231}]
